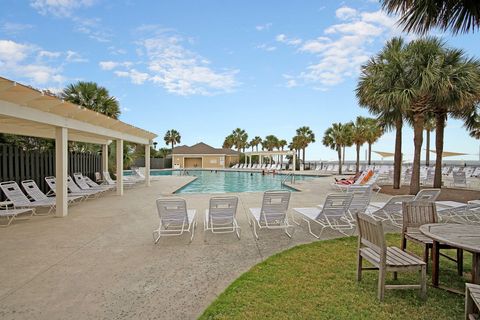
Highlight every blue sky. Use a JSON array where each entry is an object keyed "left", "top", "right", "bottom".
[{"left": 1, "top": 0, "right": 479, "bottom": 162}]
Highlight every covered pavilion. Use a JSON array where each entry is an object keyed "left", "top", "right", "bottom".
[
  {"left": 243, "top": 150, "right": 297, "bottom": 170},
  {"left": 0, "top": 76, "right": 157, "bottom": 217}
]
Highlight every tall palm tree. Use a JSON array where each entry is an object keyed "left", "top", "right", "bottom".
[
  {"left": 61, "top": 81, "right": 121, "bottom": 119},
  {"left": 322, "top": 123, "right": 349, "bottom": 175},
  {"left": 249, "top": 136, "right": 262, "bottom": 152},
  {"left": 278, "top": 139, "right": 287, "bottom": 165},
  {"left": 363, "top": 118, "right": 383, "bottom": 165},
  {"left": 465, "top": 111, "right": 480, "bottom": 139},
  {"left": 223, "top": 134, "right": 235, "bottom": 149},
  {"left": 340, "top": 125, "right": 352, "bottom": 165},
  {"left": 164, "top": 130, "right": 181, "bottom": 152},
  {"left": 295, "top": 126, "right": 316, "bottom": 164},
  {"left": 349, "top": 117, "right": 368, "bottom": 173},
  {"left": 430, "top": 48, "right": 480, "bottom": 187},
  {"left": 263, "top": 135, "right": 279, "bottom": 163},
  {"left": 423, "top": 116, "right": 436, "bottom": 166},
  {"left": 231, "top": 128, "right": 248, "bottom": 152},
  {"left": 381, "top": 0, "right": 480, "bottom": 34}
]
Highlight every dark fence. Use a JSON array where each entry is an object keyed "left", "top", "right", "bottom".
[
  {"left": 134, "top": 157, "right": 172, "bottom": 169},
  {"left": 0, "top": 144, "right": 101, "bottom": 201}
]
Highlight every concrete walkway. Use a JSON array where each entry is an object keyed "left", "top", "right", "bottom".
[{"left": 0, "top": 176, "right": 390, "bottom": 320}]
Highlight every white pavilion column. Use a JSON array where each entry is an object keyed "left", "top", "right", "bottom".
[
  {"left": 116, "top": 139, "right": 124, "bottom": 196},
  {"left": 293, "top": 151, "right": 296, "bottom": 172},
  {"left": 101, "top": 144, "right": 109, "bottom": 175},
  {"left": 145, "top": 144, "right": 151, "bottom": 187},
  {"left": 55, "top": 127, "right": 68, "bottom": 217}
]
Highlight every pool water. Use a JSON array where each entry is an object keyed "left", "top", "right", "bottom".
[{"left": 148, "top": 170, "right": 314, "bottom": 193}]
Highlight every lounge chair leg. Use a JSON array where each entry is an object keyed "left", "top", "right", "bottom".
[
  {"left": 291, "top": 213, "right": 300, "bottom": 225},
  {"left": 252, "top": 221, "right": 258, "bottom": 239}
]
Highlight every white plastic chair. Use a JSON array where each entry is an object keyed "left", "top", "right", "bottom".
[
  {"left": 0, "top": 181, "right": 55, "bottom": 214},
  {"left": 153, "top": 198, "right": 197, "bottom": 243},
  {"left": 248, "top": 190, "right": 292, "bottom": 239},
  {"left": 368, "top": 195, "right": 416, "bottom": 227},
  {"left": 204, "top": 196, "right": 240, "bottom": 238},
  {"left": 22, "top": 180, "right": 83, "bottom": 203}
]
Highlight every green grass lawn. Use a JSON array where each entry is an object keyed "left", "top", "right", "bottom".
[{"left": 200, "top": 234, "right": 471, "bottom": 320}]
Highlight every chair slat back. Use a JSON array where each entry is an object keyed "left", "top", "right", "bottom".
[
  {"left": 67, "top": 176, "right": 82, "bottom": 192},
  {"left": 209, "top": 196, "right": 238, "bottom": 224},
  {"left": 260, "top": 190, "right": 290, "bottom": 223},
  {"left": 319, "top": 193, "right": 353, "bottom": 218},
  {"left": 156, "top": 198, "right": 189, "bottom": 225},
  {"left": 103, "top": 171, "right": 115, "bottom": 185},
  {"left": 83, "top": 176, "right": 100, "bottom": 188},
  {"left": 73, "top": 173, "right": 91, "bottom": 189},
  {"left": 45, "top": 176, "right": 57, "bottom": 193},
  {"left": 381, "top": 195, "right": 415, "bottom": 214},
  {"left": 21, "top": 180, "right": 48, "bottom": 201},
  {"left": 414, "top": 188, "right": 440, "bottom": 201},
  {"left": 347, "top": 186, "right": 372, "bottom": 214},
  {"left": 402, "top": 201, "right": 437, "bottom": 233},
  {"left": 452, "top": 171, "right": 467, "bottom": 185},
  {"left": 0, "top": 181, "right": 31, "bottom": 206},
  {"left": 356, "top": 212, "right": 386, "bottom": 255}
]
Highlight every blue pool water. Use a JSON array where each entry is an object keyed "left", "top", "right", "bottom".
[{"left": 146, "top": 170, "right": 314, "bottom": 193}]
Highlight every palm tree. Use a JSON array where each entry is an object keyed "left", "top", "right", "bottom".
[
  {"left": 349, "top": 117, "right": 368, "bottom": 173},
  {"left": 430, "top": 48, "right": 480, "bottom": 187},
  {"left": 322, "top": 123, "right": 350, "bottom": 175},
  {"left": 465, "top": 111, "right": 480, "bottom": 139},
  {"left": 295, "top": 126, "right": 315, "bottom": 165},
  {"left": 231, "top": 128, "right": 248, "bottom": 152},
  {"left": 423, "top": 117, "right": 436, "bottom": 166},
  {"left": 223, "top": 134, "right": 235, "bottom": 149},
  {"left": 341, "top": 125, "right": 352, "bottom": 165},
  {"left": 249, "top": 136, "right": 262, "bottom": 152},
  {"left": 164, "top": 130, "right": 181, "bottom": 152},
  {"left": 381, "top": 0, "right": 480, "bottom": 34},
  {"left": 363, "top": 118, "right": 383, "bottom": 165},
  {"left": 61, "top": 81, "right": 121, "bottom": 119},
  {"left": 278, "top": 139, "right": 287, "bottom": 165}
]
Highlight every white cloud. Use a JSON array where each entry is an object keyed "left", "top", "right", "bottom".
[
  {"left": 275, "top": 34, "right": 302, "bottom": 46},
  {"left": 256, "top": 43, "right": 276, "bottom": 52},
  {"left": 335, "top": 6, "right": 358, "bottom": 21},
  {"left": 102, "top": 30, "right": 239, "bottom": 96},
  {"left": 277, "top": 7, "right": 400, "bottom": 89},
  {"left": 65, "top": 50, "right": 87, "bottom": 62},
  {"left": 73, "top": 17, "right": 111, "bottom": 43},
  {"left": 30, "top": 0, "right": 94, "bottom": 17},
  {"left": 0, "top": 39, "right": 75, "bottom": 85},
  {"left": 1, "top": 22, "right": 34, "bottom": 35},
  {"left": 256, "top": 23, "right": 272, "bottom": 31}
]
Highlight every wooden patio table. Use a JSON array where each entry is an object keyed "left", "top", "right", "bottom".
[{"left": 420, "top": 224, "right": 480, "bottom": 288}]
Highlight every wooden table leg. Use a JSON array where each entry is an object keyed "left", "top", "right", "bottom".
[
  {"left": 457, "top": 249, "right": 463, "bottom": 276},
  {"left": 473, "top": 252, "right": 480, "bottom": 285},
  {"left": 432, "top": 240, "right": 440, "bottom": 287}
]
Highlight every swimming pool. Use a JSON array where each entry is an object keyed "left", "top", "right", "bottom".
[{"left": 147, "top": 170, "right": 314, "bottom": 193}]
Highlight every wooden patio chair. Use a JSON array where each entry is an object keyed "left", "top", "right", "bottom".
[
  {"left": 356, "top": 212, "right": 427, "bottom": 301},
  {"left": 466, "top": 283, "right": 480, "bottom": 320},
  {"left": 401, "top": 201, "right": 463, "bottom": 275}
]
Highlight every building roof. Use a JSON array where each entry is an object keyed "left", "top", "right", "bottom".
[
  {"left": 0, "top": 76, "right": 157, "bottom": 145},
  {"left": 173, "top": 142, "right": 239, "bottom": 155}
]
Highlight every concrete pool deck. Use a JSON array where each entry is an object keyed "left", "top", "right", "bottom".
[{"left": 0, "top": 175, "right": 392, "bottom": 319}]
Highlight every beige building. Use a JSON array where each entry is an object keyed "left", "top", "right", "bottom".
[{"left": 171, "top": 143, "right": 240, "bottom": 169}]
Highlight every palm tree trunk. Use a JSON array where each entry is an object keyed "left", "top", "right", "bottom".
[
  {"left": 338, "top": 147, "right": 342, "bottom": 175},
  {"left": 433, "top": 113, "right": 446, "bottom": 188},
  {"left": 342, "top": 146, "right": 346, "bottom": 165},
  {"left": 302, "top": 148, "right": 306, "bottom": 167},
  {"left": 393, "top": 119, "right": 403, "bottom": 189},
  {"left": 368, "top": 142, "right": 372, "bottom": 165},
  {"left": 426, "top": 129, "right": 430, "bottom": 166},
  {"left": 355, "top": 143, "right": 360, "bottom": 174},
  {"left": 410, "top": 114, "right": 424, "bottom": 195}
]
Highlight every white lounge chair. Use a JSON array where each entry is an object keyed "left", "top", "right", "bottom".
[
  {"left": 346, "top": 185, "right": 372, "bottom": 222},
  {"left": 67, "top": 176, "right": 103, "bottom": 198},
  {"left": 293, "top": 193, "right": 354, "bottom": 238},
  {"left": 248, "top": 190, "right": 292, "bottom": 239},
  {"left": 21, "top": 180, "right": 83, "bottom": 203},
  {"left": 368, "top": 195, "right": 415, "bottom": 226},
  {"left": 204, "top": 196, "right": 240, "bottom": 238},
  {"left": 0, "top": 201, "right": 34, "bottom": 227},
  {"left": 73, "top": 173, "right": 111, "bottom": 193},
  {"left": 451, "top": 171, "right": 470, "bottom": 188},
  {"left": 45, "top": 176, "right": 97, "bottom": 198},
  {"left": 0, "top": 181, "right": 55, "bottom": 214},
  {"left": 102, "top": 171, "right": 136, "bottom": 187},
  {"left": 153, "top": 198, "right": 197, "bottom": 243},
  {"left": 82, "top": 175, "right": 115, "bottom": 191},
  {"left": 414, "top": 188, "right": 441, "bottom": 201}
]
